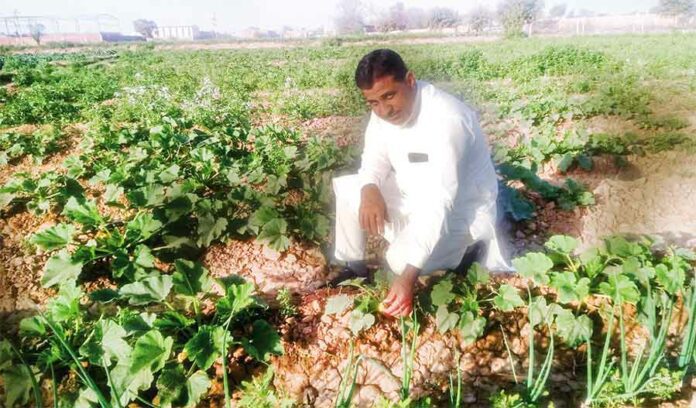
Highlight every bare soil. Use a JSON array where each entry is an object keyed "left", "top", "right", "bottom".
[
  {"left": 0, "top": 108, "right": 695, "bottom": 406},
  {"left": 270, "top": 280, "right": 693, "bottom": 407}
]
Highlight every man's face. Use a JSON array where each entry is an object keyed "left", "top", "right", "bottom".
[{"left": 361, "top": 72, "right": 417, "bottom": 126}]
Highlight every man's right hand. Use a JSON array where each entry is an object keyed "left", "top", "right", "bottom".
[{"left": 359, "top": 184, "right": 389, "bottom": 235}]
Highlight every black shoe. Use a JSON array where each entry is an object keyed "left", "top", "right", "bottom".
[
  {"left": 327, "top": 265, "right": 371, "bottom": 287},
  {"left": 454, "top": 241, "right": 488, "bottom": 276}
]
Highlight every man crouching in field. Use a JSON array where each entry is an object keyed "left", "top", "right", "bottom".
[{"left": 331, "top": 49, "right": 511, "bottom": 317}]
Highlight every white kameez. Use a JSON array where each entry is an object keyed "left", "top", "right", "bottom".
[{"left": 333, "top": 81, "right": 512, "bottom": 275}]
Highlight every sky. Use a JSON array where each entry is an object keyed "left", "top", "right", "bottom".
[{"left": 0, "top": 0, "right": 660, "bottom": 34}]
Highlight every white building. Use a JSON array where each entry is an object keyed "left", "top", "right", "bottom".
[{"left": 153, "top": 25, "right": 200, "bottom": 40}]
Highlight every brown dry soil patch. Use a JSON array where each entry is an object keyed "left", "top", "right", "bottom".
[
  {"left": 0, "top": 124, "right": 88, "bottom": 314},
  {"left": 518, "top": 149, "right": 696, "bottom": 253},
  {"left": 300, "top": 115, "right": 366, "bottom": 148},
  {"left": 270, "top": 279, "right": 693, "bottom": 407},
  {"left": 203, "top": 239, "right": 329, "bottom": 301}
]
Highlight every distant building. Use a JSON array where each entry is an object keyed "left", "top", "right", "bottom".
[
  {"left": 239, "top": 27, "right": 263, "bottom": 39},
  {"left": 152, "top": 25, "right": 200, "bottom": 41},
  {"left": 0, "top": 13, "right": 125, "bottom": 45},
  {"left": 537, "top": 13, "right": 693, "bottom": 35}
]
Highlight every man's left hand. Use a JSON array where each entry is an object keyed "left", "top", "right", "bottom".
[{"left": 382, "top": 265, "right": 420, "bottom": 317}]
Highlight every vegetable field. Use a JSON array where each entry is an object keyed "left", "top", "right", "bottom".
[{"left": 0, "top": 33, "right": 695, "bottom": 407}]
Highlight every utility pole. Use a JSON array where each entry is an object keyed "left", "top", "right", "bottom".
[{"left": 13, "top": 9, "right": 20, "bottom": 36}]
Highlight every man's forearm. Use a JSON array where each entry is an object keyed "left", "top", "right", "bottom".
[{"left": 401, "top": 264, "right": 420, "bottom": 285}]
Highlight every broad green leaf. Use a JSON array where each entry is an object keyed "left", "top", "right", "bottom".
[
  {"left": 111, "top": 250, "right": 135, "bottom": 280},
  {"left": 19, "top": 316, "right": 46, "bottom": 336},
  {"left": 528, "top": 296, "right": 552, "bottom": 327},
  {"left": 196, "top": 214, "right": 228, "bottom": 247},
  {"left": 126, "top": 213, "right": 163, "bottom": 241},
  {"left": 579, "top": 247, "right": 604, "bottom": 279},
  {"left": 512, "top": 252, "right": 553, "bottom": 285},
  {"left": 104, "top": 184, "right": 124, "bottom": 204},
  {"left": 621, "top": 257, "right": 652, "bottom": 288},
  {"left": 599, "top": 267, "right": 640, "bottom": 304},
  {"left": 79, "top": 320, "right": 131, "bottom": 365},
  {"left": 655, "top": 263, "right": 685, "bottom": 295},
  {"left": 130, "top": 330, "right": 173, "bottom": 375},
  {"left": 154, "top": 310, "right": 196, "bottom": 331},
  {"left": 30, "top": 223, "right": 75, "bottom": 251},
  {"left": 119, "top": 274, "right": 173, "bottom": 305},
  {"left": 431, "top": 278, "right": 455, "bottom": 307},
  {"left": 247, "top": 206, "right": 280, "bottom": 232},
  {"left": 0, "top": 192, "right": 16, "bottom": 210},
  {"left": 216, "top": 281, "right": 257, "bottom": 319},
  {"left": 557, "top": 153, "right": 574, "bottom": 173},
  {"left": 257, "top": 218, "right": 290, "bottom": 252},
  {"left": 435, "top": 305, "right": 459, "bottom": 334},
  {"left": 466, "top": 262, "right": 490, "bottom": 285},
  {"left": 97, "top": 320, "right": 131, "bottom": 363},
  {"left": 122, "top": 312, "right": 156, "bottom": 335},
  {"left": 161, "top": 234, "right": 196, "bottom": 249},
  {"left": 163, "top": 194, "right": 195, "bottom": 222},
  {"left": 458, "top": 311, "right": 486, "bottom": 344},
  {"left": 577, "top": 154, "right": 593, "bottom": 171},
  {"left": 157, "top": 365, "right": 187, "bottom": 408},
  {"left": 159, "top": 164, "right": 180, "bottom": 184},
  {"left": 225, "top": 168, "right": 241, "bottom": 185},
  {"left": 184, "top": 371, "right": 211, "bottom": 408},
  {"left": 0, "top": 340, "right": 11, "bottom": 371},
  {"left": 243, "top": 320, "right": 284, "bottom": 361},
  {"left": 675, "top": 248, "right": 696, "bottom": 261},
  {"left": 633, "top": 266, "right": 656, "bottom": 286},
  {"left": 348, "top": 310, "right": 375, "bottom": 335},
  {"left": 173, "top": 259, "right": 213, "bottom": 297},
  {"left": 88, "top": 169, "right": 111, "bottom": 185},
  {"left": 550, "top": 272, "right": 590, "bottom": 304},
  {"left": 493, "top": 284, "right": 524, "bottom": 312},
  {"left": 127, "top": 184, "right": 166, "bottom": 207},
  {"left": 325, "top": 294, "right": 352, "bottom": 315},
  {"left": 605, "top": 236, "right": 644, "bottom": 258},
  {"left": 74, "top": 387, "right": 99, "bottom": 408},
  {"left": 545, "top": 235, "right": 578, "bottom": 254},
  {"left": 41, "top": 248, "right": 82, "bottom": 288},
  {"left": 3, "top": 365, "right": 33, "bottom": 407},
  {"left": 47, "top": 281, "right": 82, "bottom": 322},
  {"left": 133, "top": 244, "right": 156, "bottom": 268},
  {"left": 299, "top": 213, "right": 330, "bottom": 241},
  {"left": 555, "top": 309, "right": 592, "bottom": 347},
  {"left": 184, "top": 326, "right": 227, "bottom": 370},
  {"left": 62, "top": 196, "right": 104, "bottom": 227},
  {"left": 109, "top": 359, "right": 154, "bottom": 406},
  {"left": 264, "top": 174, "right": 285, "bottom": 195},
  {"left": 621, "top": 256, "right": 640, "bottom": 274},
  {"left": 501, "top": 185, "right": 535, "bottom": 221}
]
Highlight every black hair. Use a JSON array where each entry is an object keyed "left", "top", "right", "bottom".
[{"left": 354, "top": 49, "right": 408, "bottom": 90}]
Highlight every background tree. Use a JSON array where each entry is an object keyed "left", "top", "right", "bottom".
[
  {"left": 549, "top": 3, "right": 568, "bottom": 18},
  {"left": 497, "top": 0, "right": 544, "bottom": 37},
  {"left": 376, "top": 2, "right": 408, "bottom": 32},
  {"left": 405, "top": 7, "right": 428, "bottom": 29},
  {"left": 29, "top": 23, "right": 45, "bottom": 45},
  {"left": 427, "top": 7, "right": 460, "bottom": 29},
  {"left": 467, "top": 6, "right": 493, "bottom": 35},
  {"left": 334, "top": 0, "right": 365, "bottom": 35},
  {"left": 133, "top": 19, "right": 158, "bottom": 38},
  {"left": 655, "top": 0, "right": 695, "bottom": 16}
]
